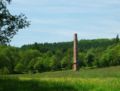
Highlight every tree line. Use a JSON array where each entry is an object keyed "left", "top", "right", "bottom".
[
  {"left": 0, "top": 37, "right": 120, "bottom": 74},
  {"left": 0, "top": 0, "right": 120, "bottom": 74}
]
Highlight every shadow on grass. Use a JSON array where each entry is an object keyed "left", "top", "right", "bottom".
[{"left": 0, "top": 78, "right": 77, "bottom": 91}]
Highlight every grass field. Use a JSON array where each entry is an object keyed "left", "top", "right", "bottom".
[{"left": 0, "top": 66, "right": 120, "bottom": 91}]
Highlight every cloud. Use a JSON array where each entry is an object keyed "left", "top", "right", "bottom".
[
  {"left": 10, "top": 0, "right": 120, "bottom": 14},
  {"left": 9, "top": 0, "right": 120, "bottom": 46}
]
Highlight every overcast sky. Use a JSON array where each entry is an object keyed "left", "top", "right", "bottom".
[{"left": 9, "top": 0, "right": 120, "bottom": 47}]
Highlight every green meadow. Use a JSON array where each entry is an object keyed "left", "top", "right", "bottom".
[{"left": 0, "top": 66, "right": 120, "bottom": 91}]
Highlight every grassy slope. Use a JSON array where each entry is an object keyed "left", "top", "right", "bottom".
[
  {"left": 4, "top": 66, "right": 120, "bottom": 78},
  {"left": 0, "top": 66, "right": 120, "bottom": 91}
]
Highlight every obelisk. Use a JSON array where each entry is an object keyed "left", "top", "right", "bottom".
[{"left": 73, "top": 33, "right": 78, "bottom": 71}]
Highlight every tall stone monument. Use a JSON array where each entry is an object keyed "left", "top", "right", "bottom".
[{"left": 73, "top": 33, "right": 78, "bottom": 71}]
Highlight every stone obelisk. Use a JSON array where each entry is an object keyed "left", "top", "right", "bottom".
[{"left": 73, "top": 33, "right": 78, "bottom": 71}]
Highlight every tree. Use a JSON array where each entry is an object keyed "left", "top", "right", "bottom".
[
  {"left": 78, "top": 52, "right": 86, "bottom": 67},
  {"left": 61, "top": 55, "right": 72, "bottom": 70},
  {"left": 33, "top": 57, "right": 45, "bottom": 72},
  {"left": 19, "top": 49, "right": 40, "bottom": 72},
  {"left": 14, "top": 62, "right": 25, "bottom": 73},
  {"left": 49, "top": 56, "right": 58, "bottom": 71},
  {"left": 60, "top": 49, "right": 73, "bottom": 70},
  {"left": 99, "top": 45, "right": 120, "bottom": 67},
  {"left": 0, "top": 0, "right": 30, "bottom": 44},
  {"left": 115, "top": 34, "right": 119, "bottom": 43},
  {"left": 86, "top": 50, "right": 95, "bottom": 67},
  {"left": 0, "top": 67, "right": 10, "bottom": 74},
  {"left": 0, "top": 45, "right": 20, "bottom": 74}
]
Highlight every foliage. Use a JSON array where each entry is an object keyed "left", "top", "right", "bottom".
[
  {"left": 0, "top": 0, "right": 30, "bottom": 44},
  {"left": 85, "top": 49, "right": 95, "bottom": 67},
  {"left": 0, "top": 37, "right": 120, "bottom": 74}
]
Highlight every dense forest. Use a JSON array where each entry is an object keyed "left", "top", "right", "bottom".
[{"left": 0, "top": 36, "right": 120, "bottom": 74}]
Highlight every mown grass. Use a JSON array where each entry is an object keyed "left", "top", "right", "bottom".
[{"left": 0, "top": 66, "right": 120, "bottom": 91}]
